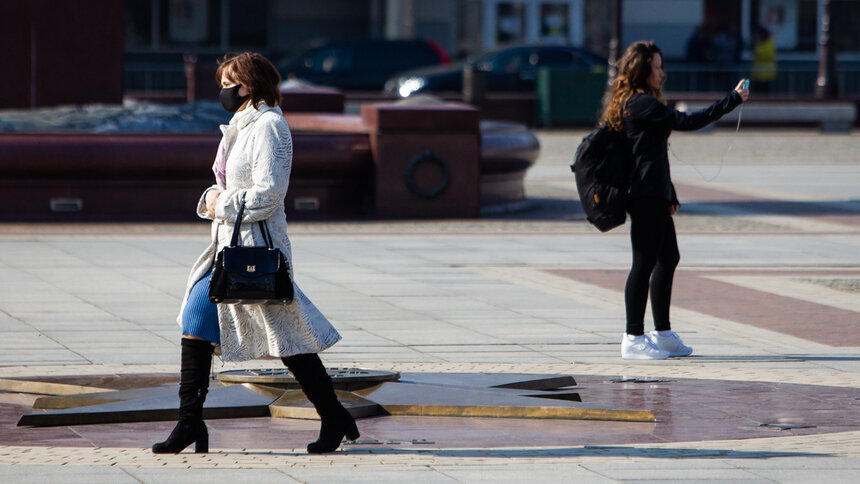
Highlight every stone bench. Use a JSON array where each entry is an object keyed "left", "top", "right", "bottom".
[
  {"left": 675, "top": 101, "right": 856, "bottom": 132},
  {"left": 0, "top": 131, "right": 372, "bottom": 221}
]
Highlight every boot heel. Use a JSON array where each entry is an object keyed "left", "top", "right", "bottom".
[
  {"left": 195, "top": 424, "right": 209, "bottom": 453},
  {"left": 345, "top": 420, "right": 360, "bottom": 441}
]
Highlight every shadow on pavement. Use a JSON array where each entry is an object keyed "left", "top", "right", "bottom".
[
  {"left": 683, "top": 199, "right": 860, "bottom": 217},
  {"left": 487, "top": 197, "right": 860, "bottom": 223},
  {"left": 686, "top": 355, "right": 860, "bottom": 362},
  {"left": 242, "top": 446, "right": 831, "bottom": 459},
  {"left": 486, "top": 197, "right": 584, "bottom": 221}
]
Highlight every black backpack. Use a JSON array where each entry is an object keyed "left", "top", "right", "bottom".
[{"left": 570, "top": 125, "right": 634, "bottom": 232}]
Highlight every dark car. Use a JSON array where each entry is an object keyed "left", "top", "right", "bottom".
[
  {"left": 384, "top": 44, "right": 605, "bottom": 97},
  {"left": 277, "top": 39, "right": 450, "bottom": 91}
]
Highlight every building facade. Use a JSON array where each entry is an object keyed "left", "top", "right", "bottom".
[
  {"left": 118, "top": 0, "right": 860, "bottom": 94},
  {"left": 124, "top": 0, "right": 860, "bottom": 59}
]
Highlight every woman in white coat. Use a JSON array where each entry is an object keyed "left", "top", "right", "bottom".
[{"left": 152, "top": 52, "right": 358, "bottom": 455}]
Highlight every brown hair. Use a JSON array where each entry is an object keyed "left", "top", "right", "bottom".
[
  {"left": 599, "top": 41, "right": 665, "bottom": 131},
  {"left": 215, "top": 52, "right": 282, "bottom": 109}
]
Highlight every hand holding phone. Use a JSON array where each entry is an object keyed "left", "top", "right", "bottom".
[{"left": 735, "top": 79, "right": 750, "bottom": 101}]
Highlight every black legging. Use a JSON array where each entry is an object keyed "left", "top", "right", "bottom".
[{"left": 624, "top": 197, "right": 680, "bottom": 336}]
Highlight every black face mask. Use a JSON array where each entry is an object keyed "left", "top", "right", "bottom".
[{"left": 219, "top": 84, "right": 250, "bottom": 113}]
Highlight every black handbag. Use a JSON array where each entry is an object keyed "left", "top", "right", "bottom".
[{"left": 208, "top": 197, "right": 294, "bottom": 304}]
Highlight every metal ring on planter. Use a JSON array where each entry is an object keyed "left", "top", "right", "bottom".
[{"left": 404, "top": 150, "right": 451, "bottom": 199}]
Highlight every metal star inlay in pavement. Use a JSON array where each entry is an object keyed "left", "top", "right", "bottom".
[{"left": 14, "top": 369, "right": 655, "bottom": 427}]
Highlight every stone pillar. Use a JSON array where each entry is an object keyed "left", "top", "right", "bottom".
[
  {"left": 361, "top": 103, "right": 480, "bottom": 218},
  {"left": 608, "top": 0, "right": 623, "bottom": 83},
  {"left": 385, "top": 0, "right": 416, "bottom": 39},
  {"left": 463, "top": 66, "right": 487, "bottom": 105},
  {"left": 815, "top": 0, "right": 839, "bottom": 99}
]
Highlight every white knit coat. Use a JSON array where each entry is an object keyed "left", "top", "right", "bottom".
[{"left": 177, "top": 103, "right": 341, "bottom": 361}]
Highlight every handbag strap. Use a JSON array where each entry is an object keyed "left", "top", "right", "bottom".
[
  {"left": 228, "top": 194, "right": 275, "bottom": 249},
  {"left": 258, "top": 219, "right": 274, "bottom": 249},
  {"left": 229, "top": 195, "right": 247, "bottom": 247}
]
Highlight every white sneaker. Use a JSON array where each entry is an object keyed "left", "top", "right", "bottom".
[
  {"left": 647, "top": 331, "right": 693, "bottom": 357},
  {"left": 621, "top": 334, "right": 670, "bottom": 360}
]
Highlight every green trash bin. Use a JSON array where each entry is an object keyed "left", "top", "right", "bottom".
[{"left": 537, "top": 67, "right": 608, "bottom": 127}]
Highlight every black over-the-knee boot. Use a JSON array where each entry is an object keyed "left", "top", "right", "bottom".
[
  {"left": 282, "top": 353, "right": 359, "bottom": 453},
  {"left": 152, "top": 338, "right": 214, "bottom": 454}
]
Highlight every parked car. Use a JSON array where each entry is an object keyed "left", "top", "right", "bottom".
[
  {"left": 277, "top": 39, "right": 450, "bottom": 91},
  {"left": 384, "top": 44, "right": 605, "bottom": 97}
]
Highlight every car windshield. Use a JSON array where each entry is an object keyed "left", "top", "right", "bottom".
[
  {"left": 303, "top": 46, "right": 352, "bottom": 73},
  {"left": 469, "top": 48, "right": 506, "bottom": 64},
  {"left": 486, "top": 50, "right": 533, "bottom": 72},
  {"left": 276, "top": 45, "right": 352, "bottom": 73}
]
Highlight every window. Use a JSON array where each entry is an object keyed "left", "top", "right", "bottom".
[
  {"left": 496, "top": 3, "right": 526, "bottom": 44},
  {"left": 540, "top": 4, "right": 569, "bottom": 43},
  {"left": 124, "top": 0, "right": 272, "bottom": 51},
  {"left": 164, "top": 0, "right": 219, "bottom": 45},
  {"left": 759, "top": 0, "right": 800, "bottom": 50},
  {"left": 758, "top": 0, "right": 859, "bottom": 54}
]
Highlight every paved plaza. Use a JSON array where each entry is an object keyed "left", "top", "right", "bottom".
[{"left": 0, "top": 128, "right": 858, "bottom": 482}]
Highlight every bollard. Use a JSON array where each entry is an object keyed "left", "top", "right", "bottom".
[{"left": 463, "top": 65, "right": 487, "bottom": 106}]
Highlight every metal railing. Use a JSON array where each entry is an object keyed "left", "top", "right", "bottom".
[
  {"left": 123, "top": 61, "right": 860, "bottom": 97},
  {"left": 664, "top": 62, "right": 860, "bottom": 96},
  {"left": 124, "top": 62, "right": 186, "bottom": 93}
]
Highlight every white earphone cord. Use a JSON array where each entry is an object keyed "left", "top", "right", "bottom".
[{"left": 670, "top": 103, "right": 743, "bottom": 182}]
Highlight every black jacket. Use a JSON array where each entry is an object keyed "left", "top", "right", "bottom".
[{"left": 623, "top": 90, "right": 742, "bottom": 204}]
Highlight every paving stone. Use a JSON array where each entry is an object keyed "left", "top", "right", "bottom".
[
  {"left": 0, "top": 465, "right": 139, "bottom": 483},
  {"left": 127, "top": 468, "right": 302, "bottom": 483},
  {"left": 434, "top": 464, "right": 615, "bottom": 483},
  {"left": 280, "top": 466, "right": 459, "bottom": 483},
  {"left": 0, "top": 128, "right": 858, "bottom": 482}
]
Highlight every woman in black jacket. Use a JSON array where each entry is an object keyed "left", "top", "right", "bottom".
[{"left": 600, "top": 41, "right": 748, "bottom": 360}]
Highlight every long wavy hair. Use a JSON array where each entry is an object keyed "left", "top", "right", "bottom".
[{"left": 600, "top": 41, "right": 665, "bottom": 131}]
